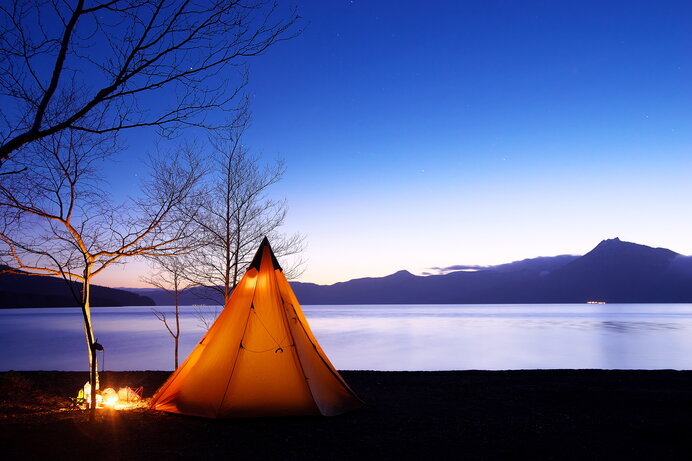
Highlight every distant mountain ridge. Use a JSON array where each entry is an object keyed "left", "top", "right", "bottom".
[
  {"left": 124, "top": 286, "right": 223, "bottom": 306},
  {"left": 0, "top": 266, "right": 155, "bottom": 308},
  {"left": 289, "top": 238, "right": 692, "bottom": 304},
  {"left": 124, "top": 238, "right": 692, "bottom": 305}
]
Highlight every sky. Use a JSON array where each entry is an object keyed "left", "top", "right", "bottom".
[{"left": 102, "top": 0, "right": 692, "bottom": 287}]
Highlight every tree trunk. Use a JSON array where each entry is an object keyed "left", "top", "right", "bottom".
[
  {"left": 174, "top": 292, "right": 180, "bottom": 369},
  {"left": 224, "top": 230, "right": 232, "bottom": 303},
  {"left": 231, "top": 224, "right": 241, "bottom": 298},
  {"left": 80, "top": 264, "right": 98, "bottom": 421}
]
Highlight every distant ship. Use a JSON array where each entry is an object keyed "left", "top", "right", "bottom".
[{"left": 586, "top": 301, "right": 606, "bottom": 304}]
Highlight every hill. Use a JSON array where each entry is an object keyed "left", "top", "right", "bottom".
[
  {"left": 289, "top": 238, "right": 692, "bottom": 304},
  {"left": 123, "top": 238, "right": 692, "bottom": 305},
  {"left": 124, "top": 286, "right": 223, "bottom": 306},
  {"left": 0, "top": 267, "right": 155, "bottom": 308}
]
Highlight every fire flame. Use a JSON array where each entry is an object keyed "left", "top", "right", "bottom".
[{"left": 76, "top": 383, "right": 143, "bottom": 410}]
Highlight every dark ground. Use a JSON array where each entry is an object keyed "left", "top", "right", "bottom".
[{"left": 1, "top": 370, "right": 692, "bottom": 460}]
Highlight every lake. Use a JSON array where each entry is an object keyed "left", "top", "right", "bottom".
[{"left": 2, "top": 304, "right": 692, "bottom": 371}]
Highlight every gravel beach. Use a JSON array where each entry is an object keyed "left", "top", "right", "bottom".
[{"left": 2, "top": 370, "right": 691, "bottom": 460}]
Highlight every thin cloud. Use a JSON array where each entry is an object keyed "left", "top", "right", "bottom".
[{"left": 426, "top": 265, "right": 484, "bottom": 275}]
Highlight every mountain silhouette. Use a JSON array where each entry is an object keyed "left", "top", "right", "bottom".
[
  {"left": 0, "top": 266, "right": 155, "bottom": 308},
  {"left": 125, "top": 285, "right": 224, "bottom": 306},
  {"left": 122, "top": 238, "right": 692, "bottom": 305},
  {"left": 531, "top": 238, "right": 692, "bottom": 303},
  {"left": 290, "top": 238, "right": 692, "bottom": 304}
]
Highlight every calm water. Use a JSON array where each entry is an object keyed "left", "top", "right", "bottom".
[{"left": 2, "top": 304, "right": 692, "bottom": 371}]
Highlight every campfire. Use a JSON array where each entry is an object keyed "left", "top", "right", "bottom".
[{"left": 77, "top": 382, "right": 145, "bottom": 410}]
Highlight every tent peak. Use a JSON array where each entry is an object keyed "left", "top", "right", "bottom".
[{"left": 248, "top": 236, "right": 282, "bottom": 272}]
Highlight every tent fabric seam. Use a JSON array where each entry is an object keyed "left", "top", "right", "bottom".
[
  {"left": 288, "top": 302, "right": 363, "bottom": 402},
  {"left": 216, "top": 297, "right": 255, "bottom": 418},
  {"left": 274, "top": 273, "right": 321, "bottom": 415}
]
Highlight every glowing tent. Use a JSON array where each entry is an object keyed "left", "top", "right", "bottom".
[{"left": 150, "top": 237, "right": 362, "bottom": 418}]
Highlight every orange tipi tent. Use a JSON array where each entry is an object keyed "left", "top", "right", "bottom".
[{"left": 150, "top": 237, "right": 362, "bottom": 418}]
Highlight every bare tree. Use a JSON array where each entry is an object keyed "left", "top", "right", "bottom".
[
  {"left": 0, "top": 130, "right": 202, "bottom": 419},
  {"left": 141, "top": 161, "right": 203, "bottom": 369},
  {"left": 192, "top": 304, "right": 222, "bottom": 331},
  {"left": 142, "top": 255, "right": 194, "bottom": 369},
  {"left": 0, "top": 0, "right": 301, "bottom": 168},
  {"left": 185, "top": 104, "right": 304, "bottom": 309}
]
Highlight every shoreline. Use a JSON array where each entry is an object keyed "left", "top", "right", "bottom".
[
  {"left": 5, "top": 301, "right": 692, "bottom": 308},
  {"left": 2, "top": 369, "right": 692, "bottom": 459}
]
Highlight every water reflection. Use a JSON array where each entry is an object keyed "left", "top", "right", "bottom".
[
  {"left": 598, "top": 321, "right": 680, "bottom": 332},
  {"left": 1, "top": 304, "right": 692, "bottom": 371}
]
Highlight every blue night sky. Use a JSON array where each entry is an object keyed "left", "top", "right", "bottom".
[{"left": 104, "top": 0, "right": 692, "bottom": 287}]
